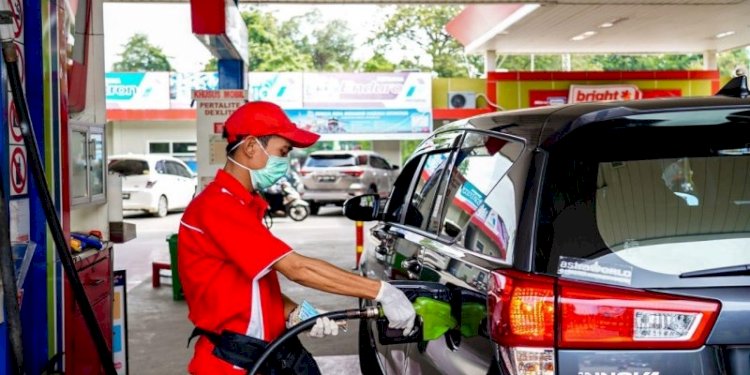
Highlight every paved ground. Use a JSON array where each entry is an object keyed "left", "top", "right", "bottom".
[{"left": 117, "top": 207, "right": 369, "bottom": 374}]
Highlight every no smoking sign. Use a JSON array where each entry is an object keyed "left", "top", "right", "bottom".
[
  {"left": 7, "top": 99, "right": 22, "bottom": 144},
  {"left": 7, "top": 0, "right": 23, "bottom": 41},
  {"left": 9, "top": 145, "right": 27, "bottom": 196}
]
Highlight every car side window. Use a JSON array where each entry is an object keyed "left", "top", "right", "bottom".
[
  {"left": 371, "top": 156, "right": 390, "bottom": 170},
  {"left": 171, "top": 161, "right": 191, "bottom": 178},
  {"left": 383, "top": 156, "right": 421, "bottom": 223},
  {"left": 155, "top": 160, "right": 167, "bottom": 174},
  {"left": 357, "top": 155, "right": 368, "bottom": 166},
  {"left": 383, "top": 130, "right": 463, "bottom": 225},
  {"left": 435, "top": 132, "right": 524, "bottom": 243},
  {"left": 405, "top": 151, "right": 453, "bottom": 230},
  {"left": 164, "top": 161, "right": 181, "bottom": 176}
]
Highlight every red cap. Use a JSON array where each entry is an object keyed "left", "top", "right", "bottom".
[{"left": 224, "top": 101, "right": 320, "bottom": 148}]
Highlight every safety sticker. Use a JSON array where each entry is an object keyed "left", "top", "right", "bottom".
[{"left": 558, "top": 256, "right": 633, "bottom": 285}]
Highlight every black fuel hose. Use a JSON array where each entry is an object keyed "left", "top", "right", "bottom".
[
  {"left": 1, "top": 42, "right": 118, "bottom": 375},
  {"left": 247, "top": 307, "right": 381, "bottom": 375}
]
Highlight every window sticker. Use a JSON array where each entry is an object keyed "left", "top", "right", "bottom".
[{"left": 558, "top": 256, "right": 633, "bottom": 286}]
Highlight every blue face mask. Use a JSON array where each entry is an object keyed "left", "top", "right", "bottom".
[{"left": 228, "top": 138, "right": 289, "bottom": 190}]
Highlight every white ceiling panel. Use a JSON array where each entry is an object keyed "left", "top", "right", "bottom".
[{"left": 466, "top": 2, "right": 750, "bottom": 53}]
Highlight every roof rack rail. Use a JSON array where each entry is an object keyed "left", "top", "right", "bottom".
[{"left": 715, "top": 74, "right": 749, "bottom": 98}]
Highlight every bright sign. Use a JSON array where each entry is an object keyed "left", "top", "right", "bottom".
[{"left": 569, "top": 84, "right": 642, "bottom": 103}]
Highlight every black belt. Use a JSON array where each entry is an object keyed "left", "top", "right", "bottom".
[{"left": 188, "top": 327, "right": 321, "bottom": 375}]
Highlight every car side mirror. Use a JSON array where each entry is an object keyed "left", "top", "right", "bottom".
[
  {"left": 343, "top": 194, "right": 381, "bottom": 221},
  {"left": 391, "top": 164, "right": 400, "bottom": 170}
]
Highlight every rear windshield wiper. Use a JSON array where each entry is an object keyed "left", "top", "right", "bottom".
[{"left": 679, "top": 264, "right": 750, "bottom": 278}]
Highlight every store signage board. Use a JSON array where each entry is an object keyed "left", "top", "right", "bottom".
[{"left": 193, "top": 90, "right": 246, "bottom": 192}]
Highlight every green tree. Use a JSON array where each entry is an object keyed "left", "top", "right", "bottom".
[
  {"left": 496, "top": 55, "right": 563, "bottom": 71},
  {"left": 577, "top": 54, "right": 703, "bottom": 71},
  {"left": 243, "top": 9, "right": 312, "bottom": 72},
  {"left": 362, "top": 53, "right": 396, "bottom": 72},
  {"left": 400, "top": 140, "right": 421, "bottom": 164},
  {"left": 718, "top": 47, "right": 750, "bottom": 80},
  {"left": 203, "top": 57, "right": 218, "bottom": 72},
  {"left": 112, "top": 33, "right": 172, "bottom": 72},
  {"left": 280, "top": 10, "right": 357, "bottom": 71},
  {"left": 371, "top": 5, "right": 477, "bottom": 78}
]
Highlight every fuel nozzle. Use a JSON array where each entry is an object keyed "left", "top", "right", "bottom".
[{"left": 373, "top": 281, "right": 453, "bottom": 345}]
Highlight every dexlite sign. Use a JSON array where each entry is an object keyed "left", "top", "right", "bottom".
[{"left": 569, "top": 84, "right": 642, "bottom": 103}]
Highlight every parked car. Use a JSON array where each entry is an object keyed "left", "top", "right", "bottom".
[
  {"left": 345, "top": 76, "right": 750, "bottom": 375},
  {"left": 108, "top": 154, "right": 197, "bottom": 217},
  {"left": 301, "top": 150, "right": 398, "bottom": 215}
]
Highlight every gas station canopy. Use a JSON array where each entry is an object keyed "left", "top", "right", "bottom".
[
  {"left": 447, "top": 1, "right": 750, "bottom": 54},
  {"left": 109, "top": 0, "right": 750, "bottom": 56}
]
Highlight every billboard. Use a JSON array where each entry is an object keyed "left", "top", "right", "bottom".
[
  {"left": 248, "top": 72, "right": 304, "bottom": 108},
  {"left": 105, "top": 72, "right": 171, "bottom": 109},
  {"left": 249, "top": 72, "right": 433, "bottom": 135},
  {"left": 170, "top": 72, "right": 219, "bottom": 108},
  {"left": 105, "top": 72, "right": 434, "bottom": 135}
]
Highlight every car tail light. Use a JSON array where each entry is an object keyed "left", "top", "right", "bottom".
[
  {"left": 488, "top": 270, "right": 555, "bottom": 375},
  {"left": 341, "top": 170, "right": 364, "bottom": 177},
  {"left": 488, "top": 270, "right": 721, "bottom": 375},
  {"left": 558, "top": 280, "right": 720, "bottom": 349},
  {"left": 145, "top": 180, "right": 157, "bottom": 188},
  {"left": 300, "top": 170, "right": 310, "bottom": 176},
  {"left": 488, "top": 270, "right": 555, "bottom": 347}
]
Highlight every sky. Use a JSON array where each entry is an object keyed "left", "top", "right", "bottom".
[{"left": 103, "top": 3, "right": 387, "bottom": 73}]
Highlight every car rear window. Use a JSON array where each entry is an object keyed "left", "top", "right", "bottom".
[
  {"left": 536, "top": 108, "right": 750, "bottom": 287},
  {"left": 305, "top": 154, "right": 359, "bottom": 167},
  {"left": 109, "top": 159, "right": 149, "bottom": 176}
]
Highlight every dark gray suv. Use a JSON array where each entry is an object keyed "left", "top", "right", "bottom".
[{"left": 345, "top": 76, "right": 750, "bottom": 375}]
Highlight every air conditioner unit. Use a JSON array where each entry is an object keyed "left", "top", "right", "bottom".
[{"left": 448, "top": 92, "right": 476, "bottom": 109}]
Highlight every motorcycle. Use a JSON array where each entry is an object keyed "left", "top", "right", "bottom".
[{"left": 262, "top": 179, "right": 310, "bottom": 222}]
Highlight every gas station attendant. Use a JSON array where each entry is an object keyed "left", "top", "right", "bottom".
[{"left": 178, "top": 101, "right": 416, "bottom": 374}]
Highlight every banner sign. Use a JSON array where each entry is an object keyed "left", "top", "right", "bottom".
[
  {"left": 249, "top": 72, "right": 433, "bottom": 135},
  {"left": 286, "top": 108, "right": 430, "bottom": 135},
  {"left": 106, "top": 72, "right": 433, "bottom": 134},
  {"left": 113, "top": 270, "right": 129, "bottom": 374},
  {"left": 170, "top": 72, "right": 219, "bottom": 108},
  {"left": 193, "top": 90, "right": 247, "bottom": 192},
  {"left": 530, "top": 88, "right": 682, "bottom": 107},
  {"left": 568, "top": 84, "right": 642, "bottom": 103},
  {"left": 302, "top": 73, "right": 432, "bottom": 108},
  {"left": 105, "top": 72, "right": 170, "bottom": 109},
  {"left": 248, "top": 73, "right": 304, "bottom": 108}
]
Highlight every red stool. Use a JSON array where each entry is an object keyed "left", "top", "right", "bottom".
[{"left": 152, "top": 261, "right": 171, "bottom": 288}]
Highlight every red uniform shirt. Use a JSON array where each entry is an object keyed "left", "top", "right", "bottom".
[{"left": 178, "top": 170, "right": 292, "bottom": 374}]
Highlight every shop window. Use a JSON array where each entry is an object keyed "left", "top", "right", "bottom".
[
  {"left": 147, "top": 141, "right": 197, "bottom": 173},
  {"left": 173, "top": 142, "right": 197, "bottom": 154},
  {"left": 149, "top": 142, "right": 170, "bottom": 154},
  {"left": 70, "top": 122, "right": 106, "bottom": 206}
]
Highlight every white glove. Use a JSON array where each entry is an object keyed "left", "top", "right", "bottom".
[
  {"left": 375, "top": 281, "right": 416, "bottom": 336},
  {"left": 309, "top": 317, "right": 340, "bottom": 338}
]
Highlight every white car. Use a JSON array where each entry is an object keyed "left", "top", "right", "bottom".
[{"left": 108, "top": 154, "right": 197, "bottom": 217}]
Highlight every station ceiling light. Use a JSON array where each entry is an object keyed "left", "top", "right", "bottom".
[
  {"left": 571, "top": 31, "right": 597, "bottom": 41},
  {"left": 599, "top": 17, "right": 628, "bottom": 29},
  {"left": 715, "top": 31, "right": 735, "bottom": 39}
]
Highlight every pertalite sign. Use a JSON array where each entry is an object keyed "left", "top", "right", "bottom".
[{"left": 569, "top": 84, "right": 642, "bottom": 103}]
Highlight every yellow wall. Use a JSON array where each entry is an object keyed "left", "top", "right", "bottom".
[{"left": 432, "top": 78, "right": 486, "bottom": 108}]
